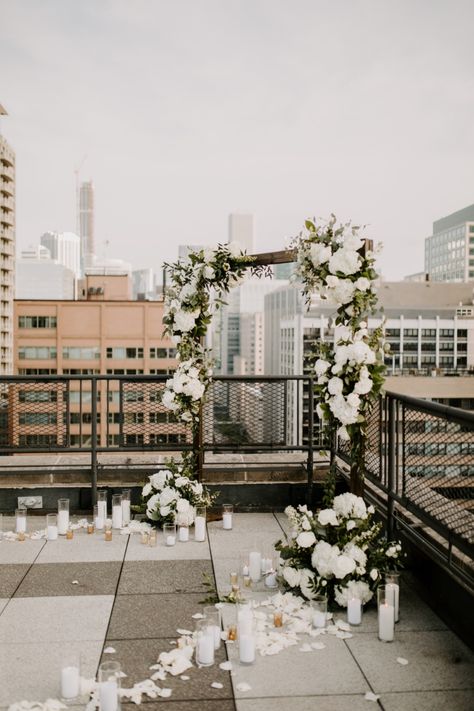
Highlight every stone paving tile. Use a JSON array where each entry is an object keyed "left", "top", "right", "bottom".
[
  {"left": 118, "top": 560, "right": 213, "bottom": 595},
  {"left": 236, "top": 696, "right": 374, "bottom": 711},
  {"left": 225, "top": 633, "right": 369, "bottom": 698},
  {"left": 121, "top": 702, "right": 236, "bottom": 711},
  {"left": 125, "top": 533, "right": 211, "bottom": 561},
  {"left": 273, "top": 512, "right": 291, "bottom": 535},
  {"left": 0, "top": 539, "right": 45, "bottom": 564},
  {"left": 0, "top": 599, "right": 9, "bottom": 615},
  {"left": 0, "top": 640, "right": 101, "bottom": 707},
  {"left": 14, "top": 562, "right": 122, "bottom": 597},
  {"left": 0, "top": 564, "right": 30, "bottom": 597},
  {"left": 346, "top": 630, "right": 474, "bottom": 692},
  {"left": 36, "top": 530, "right": 128, "bottom": 563},
  {"left": 207, "top": 514, "right": 283, "bottom": 561},
  {"left": 107, "top": 593, "right": 206, "bottom": 639},
  {"left": 381, "top": 689, "right": 474, "bottom": 711},
  {"left": 100, "top": 638, "right": 233, "bottom": 702},
  {"left": 0, "top": 595, "right": 114, "bottom": 642}
]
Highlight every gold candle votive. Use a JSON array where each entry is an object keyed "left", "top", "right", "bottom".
[
  {"left": 66, "top": 526, "right": 74, "bottom": 540},
  {"left": 273, "top": 611, "right": 283, "bottom": 628},
  {"left": 227, "top": 625, "right": 237, "bottom": 641}
]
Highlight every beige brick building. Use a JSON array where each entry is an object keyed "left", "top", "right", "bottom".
[{"left": 0, "top": 112, "right": 15, "bottom": 376}]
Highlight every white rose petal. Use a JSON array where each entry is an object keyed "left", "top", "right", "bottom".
[
  {"left": 236, "top": 682, "right": 252, "bottom": 692},
  {"left": 365, "top": 691, "right": 380, "bottom": 702},
  {"left": 211, "top": 682, "right": 224, "bottom": 689},
  {"left": 397, "top": 657, "right": 409, "bottom": 665}
]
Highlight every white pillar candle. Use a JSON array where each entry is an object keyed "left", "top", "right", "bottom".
[
  {"left": 242, "top": 564, "right": 249, "bottom": 576},
  {"left": 196, "top": 633, "right": 215, "bottom": 666},
  {"left": 57, "top": 510, "right": 69, "bottom": 536},
  {"left": 121, "top": 499, "right": 131, "bottom": 526},
  {"left": 223, "top": 512, "right": 233, "bottom": 529},
  {"left": 194, "top": 516, "right": 206, "bottom": 542},
  {"left": 99, "top": 679, "right": 118, "bottom": 711},
  {"left": 312, "top": 611, "right": 326, "bottom": 629},
  {"left": 264, "top": 571, "right": 278, "bottom": 588},
  {"left": 98, "top": 500, "right": 107, "bottom": 521},
  {"left": 166, "top": 535, "right": 176, "bottom": 546},
  {"left": 378, "top": 603, "right": 395, "bottom": 641},
  {"left": 261, "top": 557, "right": 272, "bottom": 574},
  {"left": 112, "top": 505, "right": 122, "bottom": 529},
  {"left": 95, "top": 515, "right": 105, "bottom": 530},
  {"left": 16, "top": 517, "right": 27, "bottom": 534},
  {"left": 61, "top": 665, "right": 80, "bottom": 699},
  {"left": 347, "top": 597, "right": 362, "bottom": 625},
  {"left": 47, "top": 525, "right": 58, "bottom": 541},
  {"left": 238, "top": 607, "right": 253, "bottom": 635},
  {"left": 210, "top": 624, "right": 221, "bottom": 650},
  {"left": 239, "top": 633, "right": 256, "bottom": 664},
  {"left": 386, "top": 583, "right": 399, "bottom": 623},
  {"left": 248, "top": 551, "right": 261, "bottom": 582},
  {"left": 179, "top": 526, "right": 189, "bottom": 542}
]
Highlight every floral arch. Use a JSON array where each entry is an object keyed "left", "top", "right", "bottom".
[{"left": 161, "top": 215, "right": 385, "bottom": 497}]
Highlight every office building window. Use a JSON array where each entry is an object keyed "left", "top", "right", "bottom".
[
  {"left": 18, "top": 316, "right": 57, "bottom": 329},
  {"left": 19, "top": 412, "right": 57, "bottom": 425},
  {"left": 106, "top": 347, "right": 144, "bottom": 359},
  {"left": 19, "top": 390, "right": 57, "bottom": 403},
  {"left": 63, "top": 347, "right": 100, "bottom": 359},
  {"left": 19, "top": 346, "right": 57, "bottom": 360}
]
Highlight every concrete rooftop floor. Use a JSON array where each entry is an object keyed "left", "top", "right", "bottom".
[{"left": 0, "top": 512, "right": 473, "bottom": 710}]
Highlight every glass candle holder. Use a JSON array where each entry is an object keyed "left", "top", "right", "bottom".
[
  {"left": 311, "top": 594, "right": 328, "bottom": 629},
  {"left": 104, "top": 522, "right": 113, "bottom": 542},
  {"left": 195, "top": 619, "right": 215, "bottom": 667},
  {"left": 60, "top": 652, "right": 80, "bottom": 700},
  {"left": 148, "top": 529, "right": 157, "bottom": 547},
  {"left": 347, "top": 596, "right": 362, "bottom": 626},
  {"left": 57, "top": 498, "right": 70, "bottom": 536},
  {"left": 66, "top": 525, "right": 74, "bottom": 540},
  {"left": 194, "top": 506, "right": 206, "bottom": 542},
  {"left": 140, "top": 530, "right": 150, "bottom": 545},
  {"left": 229, "top": 571, "right": 239, "bottom": 586},
  {"left": 15, "top": 508, "right": 27, "bottom": 534},
  {"left": 177, "top": 513, "right": 189, "bottom": 542},
  {"left": 121, "top": 489, "right": 131, "bottom": 526},
  {"left": 111, "top": 494, "right": 123, "bottom": 529},
  {"left": 263, "top": 552, "right": 279, "bottom": 589},
  {"left": 46, "top": 513, "right": 58, "bottom": 541},
  {"left": 164, "top": 523, "right": 176, "bottom": 546},
  {"left": 237, "top": 601, "right": 254, "bottom": 636},
  {"left": 87, "top": 520, "right": 95, "bottom": 534},
  {"left": 243, "top": 574, "right": 252, "bottom": 589},
  {"left": 273, "top": 610, "right": 283, "bottom": 628},
  {"left": 240, "top": 550, "right": 250, "bottom": 577},
  {"left": 203, "top": 605, "right": 221, "bottom": 650},
  {"left": 238, "top": 613, "right": 256, "bottom": 665},
  {"left": 248, "top": 548, "right": 262, "bottom": 583},
  {"left": 385, "top": 571, "right": 400, "bottom": 623},
  {"left": 377, "top": 585, "right": 395, "bottom": 642},
  {"left": 222, "top": 503, "right": 233, "bottom": 530},
  {"left": 94, "top": 504, "right": 104, "bottom": 531},
  {"left": 227, "top": 624, "right": 238, "bottom": 641},
  {"left": 97, "top": 490, "right": 108, "bottom": 523},
  {"left": 98, "top": 660, "right": 121, "bottom": 711}
]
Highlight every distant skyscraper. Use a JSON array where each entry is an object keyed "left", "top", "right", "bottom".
[
  {"left": 79, "top": 181, "right": 94, "bottom": 272},
  {"left": 425, "top": 203, "right": 474, "bottom": 282},
  {"left": 0, "top": 103, "right": 15, "bottom": 375},
  {"left": 228, "top": 213, "right": 254, "bottom": 253},
  {"left": 132, "top": 268, "right": 156, "bottom": 299},
  {"left": 41, "top": 231, "right": 81, "bottom": 278}
]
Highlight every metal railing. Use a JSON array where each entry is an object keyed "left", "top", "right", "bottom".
[{"left": 336, "top": 391, "right": 474, "bottom": 589}]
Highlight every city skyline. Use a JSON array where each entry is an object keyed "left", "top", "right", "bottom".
[{"left": 1, "top": 0, "right": 473, "bottom": 278}]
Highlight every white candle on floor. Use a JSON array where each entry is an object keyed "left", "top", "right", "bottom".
[
  {"left": 242, "top": 564, "right": 249, "bottom": 576},
  {"left": 121, "top": 499, "right": 131, "bottom": 526},
  {"left": 179, "top": 526, "right": 189, "bottom": 542},
  {"left": 223, "top": 512, "right": 233, "bottom": 529},
  {"left": 312, "top": 611, "right": 326, "bottom": 628},
  {"left": 378, "top": 603, "right": 395, "bottom": 641},
  {"left": 347, "top": 597, "right": 362, "bottom": 625},
  {"left": 238, "top": 606, "right": 253, "bottom": 635},
  {"left": 197, "top": 633, "right": 215, "bottom": 665},
  {"left": 95, "top": 515, "right": 105, "bottom": 530},
  {"left": 386, "top": 583, "right": 399, "bottom": 622},
  {"left": 61, "top": 665, "right": 80, "bottom": 699},
  {"left": 239, "top": 633, "right": 256, "bottom": 664},
  {"left": 16, "top": 517, "right": 26, "bottom": 534},
  {"left": 47, "top": 525, "right": 58, "bottom": 541},
  {"left": 98, "top": 500, "right": 107, "bottom": 520},
  {"left": 166, "top": 535, "right": 176, "bottom": 546},
  {"left": 112, "top": 505, "right": 122, "bottom": 529},
  {"left": 99, "top": 679, "right": 118, "bottom": 711},
  {"left": 210, "top": 623, "right": 221, "bottom": 650},
  {"left": 57, "top": 510, "right": 69, "bottom": 535},
  {"left": 194, "top": 516, "right": 206, "bottom": 542},
  {"left": 249, "top": 551, "right": 261, "bottom": 582},
  {"left": 265, "top": 571, "right": 278, "bottom": 588}
]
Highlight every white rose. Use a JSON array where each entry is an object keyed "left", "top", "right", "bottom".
[
  {"left": 299, "top": 569, "right": 317, "bottom": 600},
  {"left": 354, "top": 376, "right": 373, "bottom": 395},
  {"left": 160, "top": 487, "right": 179, "bottom": 507},
  {"left": 332, "top": 279, "right": 356, "bottom": 305},
  {"left": 174, "top": 309, "right": 200, "bottom": 333},
  {"left": 310, "top": 243, "right": 332, "bottom": 267},
  {"left": 283, "top": 566, "right": 301, "bottom": 588},
  {"left": 355, "top": 276, "right": 371, "bottom": 292},
  {"left": 162, "top": 389, "right": 178, "bottom": 411},
  {"left": 343, "top": 233, "right": 365, "bottom": 251},
  {"left": 302, "top": 517, "right": 311, "bottom": 531},
  {"left": 183, "top": 378, "right": 205, "bottom": 401},
  {"left": 174, "top": 476, "right": 189, "bottom": 488},
  {"left": 177, "top": 498, "right": 190, "bottom": 513},
  {"left": 346, "top": 520, "right": 356, "bottom": 531},
  {"left": 370, "top": 568, "right": 379, "bottom": 581},
  {"left": 337, "top": 425, "right": 350, "bottom": 441},
  {"left": 331, "top": 554, "right": 357, "bottom": 579},
  {"left": 346, "top": 392, "right": 361, "bottom": 409},
  {"left": 149, "top": 471, "right": 168, "bottom": 490},
  {"left": 160, "top": 505, "right": 171, "bottom": 517},
  {"left": 296, "top": 531, "right": 316, "bottom": 548},
  {"left": 314, "top": 358, "right": 331, "bottom": 377},
  {"left": 172, "top": 373, "right": 188, "bottom": 394},
  {"left": 142, "top": 482, "right": 152, "bottom": 497},
  {"left": 179, "top": 283, "right": 196, "bottom": 301},
  {"left": 203, "top": 266, "right": 214, "bottom": 280},
  {"left": 367, "top": 505, "right": 375, "bottom": 514},
  {"left": 328, "top": 248, "right": 361, "bottom": 276},
  {"left": 328, "top": 376, "right": 344, "bottom": 396},
  {"left": 311, "top": 540, "right": 339, "bottom": 578},
  {"left": 317, "top": 509, "right": 339, "bottom": 527}
]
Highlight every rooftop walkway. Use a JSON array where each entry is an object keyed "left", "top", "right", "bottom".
[{"left": 0, "top": 513, "right": 473, "bottom": 710}]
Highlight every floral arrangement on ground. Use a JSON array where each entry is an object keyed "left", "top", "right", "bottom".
[
  {"left": 140, "top": 456, "right": 217, "bottom": 527},
  {"left": 276, "top": 493, "right": 402, "bottom": 608}
]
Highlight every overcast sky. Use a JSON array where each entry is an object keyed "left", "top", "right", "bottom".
[{"left": 1, "top": 0, "right": 473, "bottom": 279}]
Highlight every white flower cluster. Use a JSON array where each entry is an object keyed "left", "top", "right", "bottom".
[
  {"left": 162, "top": 358, "right": 207, "bottom": 422},
  {"left": 142, "top": 468, "right": 205, "bottom": 525}
]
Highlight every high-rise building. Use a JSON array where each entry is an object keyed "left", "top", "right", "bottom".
[
  {"left": 0, "top": 104, "right": 15, "bottom": 376},
  {"left": 79, "top": 181, "right": 94, "bottom": 272},
  {"left": 41, "top": 231, "right": 81, "bottom": 278},
  {"left": 228, "top": 213, "right": 254, "bottom": 253},
  {"left": 16, "top": 247, "right": 75, "bottom": 300},
  {"left": 132, "top": 268, "right": 156, "bottom": 300},
  {"left": 425, "top": 203, "right": 474, "bottom": 282}
]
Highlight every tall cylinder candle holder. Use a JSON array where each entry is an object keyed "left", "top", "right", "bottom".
[
  {"left": 195, "top": 619, "right": 215, "bottom": 667},
  {"left": 94, "top": 504, "right": 104, "bottom": 531},
  {"left": 163, "top": 522, "right": 176, "bottom": 546},
  {"left": 97, "top": 490, "right": 108, "bottom": 525},
  {"left": 311, "top": 594, "right": 328, "bottom": 629},
  {"left": 377, "top": 585, "right": 395, "bottom": 642},
  {"left": 194, "top": 506, "right": 206, "bottom": 542},
  {"left": 177, "top": 513, "right": 189, "bottom": 542},
  {"left": 238, "top": 609, "right": 256, "bottom": 665},
  {"left": 60, "top": 652, "right": 80, "bottom": 701},
  {"left": 240, "top": 550, "right": 250, "bottom": 577},
  {"left": 385, "top": 571, "right": 400, "bottom": 623},
  {"left": 222, "top": 503, "right": 233, "bottom": 530},
  {"left": 121, "top": 489, "right": 131, "bottom": 527},
  {"left": 15, "top": 508, "right": 27, "bottom": 535},
  {"left": 57, "top": 499, "right": 69, "bottom": 536},
  {"left": 98, "top": 660, "right": 121, "bottom": 711},
  {"left": 104, "top": 522, "right": 113, "bottom": 542},
  {"left": 347, "top": 596, "right": 362, "bottom": 626},
  {"left": 112, "top": 494, "right": 123, "bottom": 529},
  {"left": 248, "top": 548, "right": 262, "bottom": 583},
  {"left": 263, "top": 551, "right": 279, "bottom": 589},
  {"left": 203, "top": 605, "right": 221, "bottom": 650}
]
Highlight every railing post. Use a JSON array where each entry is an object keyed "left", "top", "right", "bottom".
[
  {"left": 91, "top": 377, "right": 98, "bottom": 506},
  {"left": 387, "top": 394, "right": 396, "bottom": 540},
  {"left": 306, "top": 376, "right": 314, "bottom": 507}
]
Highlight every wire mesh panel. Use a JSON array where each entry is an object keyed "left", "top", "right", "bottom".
[
  {"left": 203, "top": 379, "right": 292, "bottom": 449},
  {"left": 401, "top": 402, "right": 474, "bottom": 547},
  {"left": 364, "top": 397, "right": 385, "bottom": 485}
]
